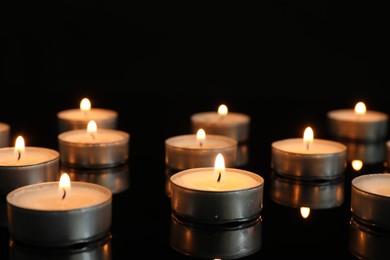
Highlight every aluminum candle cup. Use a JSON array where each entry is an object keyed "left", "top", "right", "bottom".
[
  {"left": 170, "top": 167, "right": 264, "bottom": 224},
  {"left": 9, "top": 234, "right": 112, "bottom": 260},
  {"left": 61, "top": 164, "right": 130, "bottom": 194},
  {"left": 348, "top": 217, "right": 390, "bottom": 260},
  {"left": 58, "top": 129, "right": 129, "bottom": 168},
  {"left": 57, "top": 108, "right": 118, "bottom": 133},
  {"left": 165, "top": 134, "right": 238, "bottom": 171},
  {"left": 270, "top": 173, "right": 344, "bottom": 209},
  {"left": 351, "top": 173, "right": 390, "bottom": 230},
  {"left": 190, "top": 112, "right": 250, "bottom": 143},
  {"left": 0, "top": 147, "right": 59, "bottom": 196},
  {"left": 170, "top": 214, "right": 262, "bottom": 259},
  {"left": 327, "top": 108, "right": 388, "bottom": 142},
  {"left": 0, "top": 122, "right": 10, "bottom": 147},
  {"left": 271, "top": 138, "right": 347, "bottom": 180},
  {"left": 7, "top": 181, "right": 112, "bottom": 247}
]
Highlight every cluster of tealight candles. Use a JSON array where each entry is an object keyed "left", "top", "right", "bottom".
[
  {"left": 165, "top": 104, "right": 264, "bottom": 259},
  {"left": 1, "top": 97, "right": 130, "bottom": 249},
  {"left": 2, "top": 98, "right": 390, "bottom": 258}
]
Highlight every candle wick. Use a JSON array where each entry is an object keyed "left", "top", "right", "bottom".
[
  {"left": 217, "top": 171, "right": 221, "bottom": 182},
  {"left": 306, "top": 142, "right": 310, "bottom": 151},
  {"left": 90, "top": 133, "right": 95, "bottom": 140},
  {"left": 17, "top": 151, "right": 21, "bottom": 160},
  {"left": 62, "top": 188, "right": 66, "bottom": 200},
  {"left": 199, "top": 141, "right": 203, "bottom": 147}
]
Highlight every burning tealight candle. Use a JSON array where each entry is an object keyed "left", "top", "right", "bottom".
[
  {"left": 57, "top": 97, "right": 118, "bottom": 133},
  {"left": 351, "top": 173, "right": 390, "bottom": 230},
  {"left": 165, "top": 128, "right": 238, "bottom": 171},
  {"left": 327, "top": 101, "right": 388, "bottom": 142},
  {"left": 0, "top": 135, "right": 59, "bottom": 196},
  {"left": 271, "top": 126, "right": 347, "bottom": 180},
  {"left": 6, "top": 172, "right": 112, "bottom": 247},
  {"left": 190, "top": 104, "right": 250, "bottom": 143},
  {"left": 58, "top": 120, "right": 129, "bottom": 168},
  {"left": 170, "top": 153, "right": 264, "bottom": 224},
  {"left": 0, "top": 122, "right": 10, "bottom": 147}
]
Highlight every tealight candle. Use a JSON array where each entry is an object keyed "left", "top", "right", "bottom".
[
  {"left": 165, "top": 128, "right": 238, "bottom": 171},
  {"left": 271, "top": 126, "right": 347, "bottom": 180},
  {"left": 58, "top": 120, "right": 129, "bottom": 168},
  {"left": 351, "top": 173, "right": 390, "bottom": 230},
  {"left": 327, "top": 101, "right": 388, "bottom": 142},
  {"left": 7, "top": 173, "right": 112, "bottom": 247},
  {"left": 190, "top": 104, "right": 250, "bottom": 143},
  {"left": 0, "top": 122, "right": 10, "bottom": 147},
  {"left": 170, "top": 153, "right": 264, "bottom": 224},
  {"left": 57, "top": 97, "right": 118, "bottom": 133},
  {"left": 0, "top": 136, "right": 59, "bottom": 196}
]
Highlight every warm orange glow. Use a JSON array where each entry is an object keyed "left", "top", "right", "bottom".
[
  {"left": 351, "top": 160, "right": 363, "bottom": 171},
  {"left": 303, "top": 127, "right": 314, "bottom": 150},
  {"left": 214, "top": 153, "right": 225, "bottom": 182},
  {"left": 354, "top": 102, "right": 366, "bottom": 115},
  {"left": 196, "top": 128, "right": 206, "bottom": 146},
  {"left": 80, "top": 98, "right": 91, "bottom": 111},
  {"left": 14, "top": 136, "right": 25, "bottom": 160},
  {"left": 59, "top": 173, "right": 71, "bottom": 199},
  {"left": 300, "top": 207, "right": 310, "bottom": 219},
  {"left": 218, "top": 104, "right": 228, "bottom": 116},
  {"left": 87, "top": 120, "right": 98, "bottom": 133}
]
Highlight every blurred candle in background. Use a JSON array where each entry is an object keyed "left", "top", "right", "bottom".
[{"left": 57, "top": 97, "right": 118, "bottom": 133}]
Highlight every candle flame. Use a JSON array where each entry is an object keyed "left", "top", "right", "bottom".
[
  {"left": 59, "top": 173, "right": 71, "bottom": 200},
  {"left": 300, "top": 207, "right": 310, "bottom": 219},
  {"left": 354, "top": 102, "right": 366, "bottom": 115},
  {"left": 87, "top": 120, "right": 97, "bottom": 139},
  {"left": 218, "top": 104, "right": 228, "bottom": 117},
  {"left": 303, "top": 127, "right": 314, "bottom": 150},
  {"left": 351, "top": 159, "right": 363, "bottom": 171},
  {"left": 14, "top": 136, "right": 25, "bottom": 160},
  {"left": 214, "top": 153, "right": 225, "bottom": 182},
  {"left": 80, "top": 98, "right": 91, "bottom": 111},
  {"left": 196, "top": 128, "right": 206, "bottom": 147}
]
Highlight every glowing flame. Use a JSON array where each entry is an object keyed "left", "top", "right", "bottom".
[
  {"left": 196, "top": 128, "right": 206, "bottom": 146},
  {"left": 214, "top": 153, "right": 225, "bottom": 182},
  {"left": 87, "top": 120, "right": 97, "bottom": 133},
  {"left": 351, "top": 160, "right": 363, "bottom": 171},
  {"left": 218, "top": 104, "right": 228, "bottom": 116},
  {"left": 303, "top": 127, "right": 314, "bottom": 150},
  {"left": 354, "top": 102, "right": 366, "bottom": 115},
  {"left": 300, "top": 207, "right": 310, "bottom": 219},
  {"left": 14, "top": 136, "right": 25, "bottom": 160},
  {"left": 80, "top": 98, "right": 91, "bottom": 111},
  {"left": 59, "top": 173, "right": 71, "bottom": 199}
]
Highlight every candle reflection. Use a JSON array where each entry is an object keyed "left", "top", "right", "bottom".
[
  {"left": 9, "top": 233, "right": 112, "bottom": 260},
  {"left": 170, "top": 214, "right": 262, "bottom": 259},
  {"left": 60, "top": 163, "right": 130, "bottom": 195},
  {"left": 270, "top": 173, "right": 344, "bottom": 213}
]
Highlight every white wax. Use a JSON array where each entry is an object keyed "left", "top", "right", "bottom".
[
  {"left": 272, "top": 138, "right": 346, "bottom": 154},
  {"left": 191, "top": 112, "right": 250, "bottom": 126},
  {"left": 165, "top": 134, "right": 237, "bottom": 149},
  {"left": 58, "top": 129, "right": 128, "bottom": 144},
  {"left": 327, "top": 109, "right": 388, "bottom": 122},
  {"left": 353, "top": 174, "right": 390, "bottom": 197},
  {"left": 7, "top": 182, "right": 111, "bottom": 211},
  {"left": 57, "top": 108, "right": 117, "bottom": 121},
  {"left": 0, "top": 147, "right": 59, "bottom": 166},
  {"left": 171, "top": 168, "right": 262, "bottom": 192}
]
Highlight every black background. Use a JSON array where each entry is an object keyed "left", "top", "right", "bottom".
[{"left": 1, "top": 1, "right": 389, "bottom": 259}]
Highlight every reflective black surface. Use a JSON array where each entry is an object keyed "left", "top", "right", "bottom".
[{"left": 1, "top": 90, "right": 390, "bottom": 259}]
